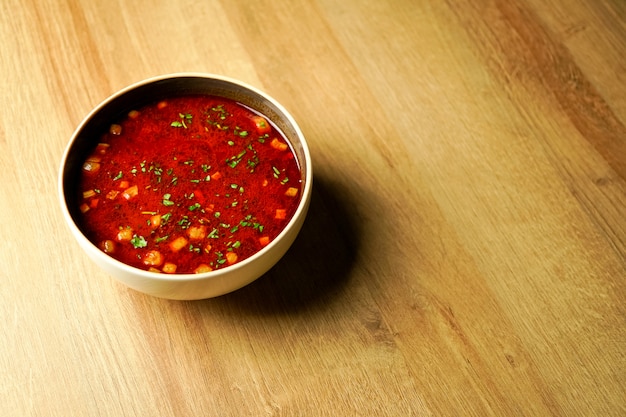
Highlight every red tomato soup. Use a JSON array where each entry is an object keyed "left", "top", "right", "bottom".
[{"left": 77, "top": 95, "right": 302, "bottom": 274}]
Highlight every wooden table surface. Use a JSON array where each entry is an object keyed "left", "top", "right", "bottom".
[{"left": 1, "top": 0, "right": 625, "bottom": 415}]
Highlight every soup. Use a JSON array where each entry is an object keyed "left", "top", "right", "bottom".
[{"left": 77, "top": 95, "right": 302, "bottom": 274}]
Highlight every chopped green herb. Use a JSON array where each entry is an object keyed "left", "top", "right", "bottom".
[
  {"left": 130, "top": 235, "right": 147, "bottom": 248},
  {"left": 155, "top": 235, "right": 169, "bottom": 243}
]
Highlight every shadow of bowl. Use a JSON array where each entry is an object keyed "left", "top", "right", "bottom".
[{"left": 199, "top": 172, "right": 362, "bottom": 314}]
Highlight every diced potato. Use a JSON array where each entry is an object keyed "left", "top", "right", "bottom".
[
  {"left": 109, "top": 124, "right": 122, "bottom": 135},
  {"left": 187, "top": 225, "right": 207, "bottom": 240},
  {"left": 162, "top": 263, "right": 177, "bottom": 274},
  {"left": 225, "top": 252, "right": 238, "bottom": 265},
  {"left": 169, "top": 236, "right": 188, "bottom": 252},
  {"left": 143, "top": 250, "right": 164, "bottom": 267},
  {"left": 83, "top": 189, "right": 97, "bottom": 199},
  {"left": 99, "top": 240, "right": 116, "bottom": 254},
  {"left": 116, "top": 227, "right": 133, "bottom": 242},
  {"left": 79, "top": 203, "right": 90, "bottom": 213},
  {"left": 275, "top": 209, "right": 287, "bottom": 220},
  {"left": 194, "top": 264, "right": 212, "bottom": 274},
  {"left": 106, "top": 190, "right": 119, "bottom": 200}
]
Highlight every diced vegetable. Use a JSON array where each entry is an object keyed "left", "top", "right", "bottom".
[
  {"left": 83, "top": 189, "right": 97, "bottom": 199},
  {"left": 121, "top": 185, "right": 138, "bottom": 200},
  {"left": 95, "top": 143, "right": 110, "bottom": 154},
  {"left": 259, "top": 236, "right": 270, "bottom": 247},
  {"left": 143, "top": 250, "right": 164, "bottom": 266},
  {"left": 169, "top": 236, "right": 188, "bottom": 252},
  {"left": 270, "top": 138, "right": 288, "bottom": 151},
  {"left": 187, "top": 225, "right": 207, "bottom": 240},
  {"left": 251, "top": 115, "right": 271, "bottom": 134},
  {"left": 109, "top": 124, "right": 122, "bottom": 135},
  {"left": 149, "top": 214, "right": 161, "bottom": 229},
  {"left": 162, "top": 262, "right": 177, "bottom": 274},
  {"left": 82, "top": 160, "right": 100, "bottom": 174},
  {"left": 194, "top": 264, "right": 212, "bottom": 273},
  {"left": 275, "top": 209, "right": 287, "bottom": 219},
  {"left": 79, "top": 203, "right": 90, "bottom": 213},
  {"left": 116, "top": 227, "right": 133, "bottom": 242},
  {"left": 99, "top": 240, "right": 116, "bottom": 254},
  {"left": 284, "top": 187, "right": 298, "bottom": 197},
  {"left": 225, "top": 252, "right": 238, "bottom": 265}
]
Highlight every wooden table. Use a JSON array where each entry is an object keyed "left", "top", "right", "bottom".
[{"left": 1, "top": 0, "right": 625, "bottom": 415}]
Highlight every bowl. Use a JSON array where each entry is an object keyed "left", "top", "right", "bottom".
[{"left": 58, "top": 73, "right": 312, "bottom": 300}]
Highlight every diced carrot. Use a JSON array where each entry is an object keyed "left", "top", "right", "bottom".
[
  {"left": 262, "top": 179, "right": 269, "bottom": 187},
  {"left": 148, "top": 267, "right": 161, "bottom": 273},
  {"left": 82, "top": 160, "right": 100, "bottom": 174},
  {"left": 89, "top": 198, "right": 99, "bottom": 209},
  {"left": 128, "top": 110, "right": 140, "bottom": 119},
  {"left": 225, "top": 252, "right": 238, "bottom": 265},
  {"left": 162, "top": 262, "right": 177, "bottom": 274},
  {"left": 204, "top": 243, "right": 212, "bottom": 253},
  {"left": 143, "top": 250, "right": 164, "bottom": 267},
  {"left": 95, "top": 143, "right": 110, "bottom": 154},
  {"left": 79, "top": 203, "right": 90, "bottom": 213},
  {"left": 157, "top": 100, "right": 168, "bottom": 109},
  {"left": 275, "top": 209, "right": 287, "bottom": 220},
  {"left": 116, "top": 227, "right": 133, "bottom": 242},
  {"left": 187, "top": 225, "right": 207, "bottom": 240},
  {"left": 284, "top": 187, "right": 298, "bottom": 197},
  {"left": 118, "top": 180, "right": 130, "bottom": 189},
  {"left": 211, "top": 171, "right": 222, "bottom": 180},
  {"left": 149, "top": 214, "right": 161, "bottom": 229},
  {"left": 83, "top": 189, "right": 97, "bottom": 199},
  {"left": 109, "top": 124, "right": 122, "bottom": 135},
  {"left": 194, "top": 264, "right": 212, "bottom": 274},
  {"left": 106, "top": 190, "right": 119, "bottom": 200},
  {"left": 99, "top": 240, "right": 116, "bottom": 254},
  {"left": 270, "top": 138, "right": 288, "bottom": 151},
  {"left": 169, "top": 236, "right": 188, "bottom": 252},
  {"left": 251, "top": 115, "right": 271, "bottom": 134},
  {"left": 259, "top": 236, "right": 270, "bottom": 247},
  {"left": 122, "top": 185, "right": 138, "bottom": 200}
]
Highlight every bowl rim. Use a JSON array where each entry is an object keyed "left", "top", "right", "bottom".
[{"left": 58, "top": 72, "right": 312, "bottom": 283}]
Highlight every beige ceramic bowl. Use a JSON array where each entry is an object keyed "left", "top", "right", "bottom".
[{"left": 58, "top": 73, "right": 312, "bottom": 300}]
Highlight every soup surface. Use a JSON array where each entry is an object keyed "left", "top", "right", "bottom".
[{"left": 77, "top": 95, "right": 302, "bottom": 274}]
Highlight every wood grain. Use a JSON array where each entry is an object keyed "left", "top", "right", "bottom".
[{"left": 1, "top": 0, "right": 624, "bottom": 416}]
